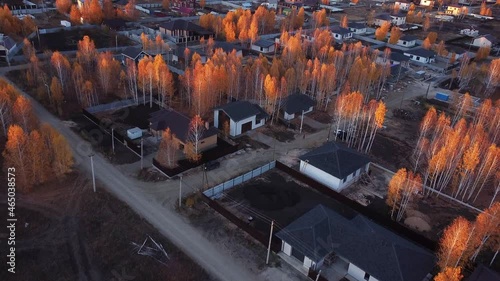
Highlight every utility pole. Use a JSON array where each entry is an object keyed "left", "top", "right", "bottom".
[
  {"left": 89, "top": 154, "right": 96, "bottom": 192},
  {"left": 266, "top": 221, "right": 274, "bottom": 265},
  {"left": 140, "top": 137, "right": 144, "bottom": 169},
  {"left": 179, "top": 174, "right": 183, "bottom": 208},
  {"left": 111, "top": 127, "right": 115, "bottom": 154},
  {"left": 315, "top": 270, "right": 322, "bottom": 281},
  {"left": 299, "top": 110, "right": 304, "bottom": 134},
  {"left": 424, "top": 81, "right": 432, "bottom": 100}
]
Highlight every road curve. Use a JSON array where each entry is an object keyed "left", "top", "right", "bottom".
[{"left": 1, "top": 76, "right": 259, "bottom": 281}]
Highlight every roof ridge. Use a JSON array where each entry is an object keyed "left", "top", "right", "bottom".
[{"left": 392, "top": 243, "right": 405, "bottom": 281}]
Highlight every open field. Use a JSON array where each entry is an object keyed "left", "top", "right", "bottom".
[{"left": 0, "top": 169, "right": 211, "bottom": 281}]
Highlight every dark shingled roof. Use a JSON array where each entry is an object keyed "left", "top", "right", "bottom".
[
  {"left": 299, "top": 141, "right": 370, "bottom": 179},
  {"left": 159, "top": 19, "right": 212, "bottom": 35},
  {"left": 122, "top": 47, "right": 143, "bottom": 60},
  {"left": 276, "top": 205, "right": 436, "bottom": 281},
  {"left": 468, "top": 264, "right": 500, "bottom": 281},
  {"left": 215, "top": 101, "right": 268, "bottom": 122},
  {"left": 284, "top": 94, "right": 316, "bottom": 115},
  {"left": 348, "top": 22, "right": 366, "bottom": 29},
  {"left": 376, "top": 13, "right": 393, "bottom": 20},
  {"left": 252, "top": 39, "right": 275, "bottom": 48},
  {"left": 482, "top": 34, "right": 498, "bottom": 44},
  {"left": 400, "top": 34, "right": 417, "bottom": 41},
  {"left": 148, "top": 109, "right": 217, "bottom": 142},
  {"left": 405, "top": 48, "right": 436, "bottom": 58},
  {"left": 0, "top": 35, "right": 16, "bottom": 50},
  {"left": 390, "top": 52, "right": 411, "bottom": 62},
  {"left": 331, "top": 25, "right": 351, "bottom": 35}
]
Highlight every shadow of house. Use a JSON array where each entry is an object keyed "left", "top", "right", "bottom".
[
  {"left": 276, "top": 204, "right": 436, "bottom": 281},
  {"left": 149, "top": 109, "right": 218, "bottom": 152},
  {"left": 467, "top": 264, "right": 500, "bottom": 281}
]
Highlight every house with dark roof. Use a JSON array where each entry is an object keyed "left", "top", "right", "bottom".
[
  {"left": 473, "top": 34, "right": 497, "bottom": 48},
  {"left": 348, "top": 22, "right": 367, "bottom": 35},
  {"left": 159, "top": 19, "right": 213, "bottom": 44},
  {"left": 403, "top": 48, "right": 436, "bottom": 64},
  {"left": 447, "top": 45, "right": 467, "bottom": 60},
  {"left": 283, "top": 94, "right": 316, "bottom": 120},
  {"left": 0, "top": 34, "right": 17, "bottom": 63},
  {"left": 251, "top": 39, "right": 275, "bottom": 54},
  {"left": 276, "top": 205, "right": 436, "bottom": 280},
  {"left": 467, "top": 264, "right": 500, "bottom": 281},
  {"left": 331, "top": 25, "right": 353, "bottom": 41},
  {"left": 375, "top": 12, "right": 406, "bottom": 26},
  {"left": 299, "top": 142, "right": 370, "bottom": 191},
  {"left": 121, "top": 46, "right": 145, "bottom": 64},
  {"left": 376, "top": 51, "right": 410, "bottom": 67},
  {"left": 149, "top": 109, "right": 218, "bottom": 152},
  {"left": 397, "top": 35, "right": 417, "bottom": 47},
  {"left": 395, "top": 0, "right": 412, "bottom": 10},
  {"left": 214, "top": 101, "right": 268, "bottom": 137}
]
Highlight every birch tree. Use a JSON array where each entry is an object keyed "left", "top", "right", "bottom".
[
  {"left": 437, "top": 217, "right": 472, "bottom": 270},
  {"left": 157, "top": 128, "right": 178, "bottom": 168},
  {"left": 184, "top": 114, "right": 205, "bottom": 162}
]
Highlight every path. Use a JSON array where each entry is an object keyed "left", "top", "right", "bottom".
[{"left": 1, "top": 75, "right": 258, "bottom": 281}]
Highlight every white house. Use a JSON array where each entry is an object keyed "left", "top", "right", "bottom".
[
  {"left": 283, "top": 94, "right": 315, "bottom": 120},
  {"left": 397, "top": 35, "right": 417, "bottom": 47},
  {"left": 460, "top": 28, "right": 479, "bottom": 37},
  {"left": 159, "top": 19, "right": 213, "bottom": 44},
  {"left": 331, "top": 26, "right": 353, "bottom": 41},
  {"left": 446, "top": 5, "right": 465, "bottom": 16},
  {"left": 395, "top": 0, "right": 412, "bottom": 11},
  {"left": 403, "top": 48, "right": 436, "bottom": 64},
  {"left": 0, "top": 34, "right": 16, "bottom": 63},
  {"left": 276, "top": 205, "right": 436, "bottom": 281},
  {"left": 473, "top": 34, "right": 497, "bottom": 48},
  {"left": 299, "top": 142, "right": 370, "bottom": 192},
  {"left": 376, "top": 51, "right": 411, "bottom": 67},
  {"left": 251, "top": 39, "right": 275, "bottom": 54},
  {"left": 374, "top": 12, "right": 406, "bottom": 26},
  {"left": 214, "top": 101, "right": 268, "bottom": 137},
  {"left": 348, "top": 22, "right": 367, "bottom": 35},
  {"left": 419, "top": 0, "right": 433, "bottom": 6}
]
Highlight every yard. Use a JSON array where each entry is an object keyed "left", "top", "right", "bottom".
[{"left": 0, "top": 164, "right": 211, "bottom": 281}]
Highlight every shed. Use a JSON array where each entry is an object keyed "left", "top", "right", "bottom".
[{"left": 127, "top": 127, "right": 143, "bottom": 140}]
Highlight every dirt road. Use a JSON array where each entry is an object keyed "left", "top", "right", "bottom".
[{"left": 2, "top": 76, "right": 258, "bottom": 281}]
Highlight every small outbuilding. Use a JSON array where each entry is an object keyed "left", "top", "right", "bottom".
[
  {"left": 473, "top": 34, "right": 497, "bottom": 48},
  {"left": 403, "top": 48, "right": 436, "bottom": 64},
  {"left": 127, "top": 127, "right": 143, "bottom": 140},
  {"left": 251, "top": 39, "right": 275, "bottom": 54},
  {"left": 282, "top": 94, "right": 315, "bottom": 120},
  {"left": 299, "top": 141, "right": 370, "bottom": 192},
  {"left": 214, "top": 101, "right": 268, "bottom": 137},
  {"left": 397, "top": 35, "right": 417, "bottom": 47}
]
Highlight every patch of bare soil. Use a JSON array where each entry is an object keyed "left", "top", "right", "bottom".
[
  {"left": 370, "top": 133, "right": 413, "bottom": 171},
  {"left": 261, "top": 126, "right": 296, "bottom": 143},
  {"left": 137, "top": 168, "right": 169, "bottom": 182},
  {"left": 0, "top": 173, "right": 211, "bottom": 281},
  {"left": 307, "top": 110, "right": 332, "bottom": 124}
]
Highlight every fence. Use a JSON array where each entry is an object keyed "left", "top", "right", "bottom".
[
  {"left": 203, "top": 161, "right": 276, "bottom": 199},
  {"left": 85, "top": 97, "right": 148, "bottom": 114}
]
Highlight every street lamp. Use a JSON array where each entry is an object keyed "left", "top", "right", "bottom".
[{"left": 89, "top": 153, "right": 96, "bottom": 192}]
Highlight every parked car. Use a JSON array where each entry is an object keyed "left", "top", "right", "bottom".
[{"left": 204, "top": 161, "right": 220, "bottom": 171}]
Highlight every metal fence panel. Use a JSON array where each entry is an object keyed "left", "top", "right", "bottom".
[
  {"left": 223, "top": 180, "right": 234, "bottom": 190},
  {"left": 233, "top": 175, "right": 243, "bottom": 186},
  {"left": 243, "top": 172, "right": 253, "bottom": 182},
  {"left": 261, "top": 164, "right": 270, "bottom": 173},
  {"left": 253, "top": 168, "right": 261, "bottom": 177}
]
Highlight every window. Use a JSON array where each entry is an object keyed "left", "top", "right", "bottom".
[{"left": 364, "top": 272, "right": 370, "bottom": 280}]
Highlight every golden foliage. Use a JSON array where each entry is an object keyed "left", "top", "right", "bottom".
[{"left": 434, "top": 267, "right": 463, "bottom": 281}]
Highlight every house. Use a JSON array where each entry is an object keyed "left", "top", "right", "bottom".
[
  {"left": 121, "top": 46, "right": 145, "bottom": 64},
  {"left": 460, "top": 28, "right": 479, "bottom": 37},
  {"left": 284, "top": 0, "right": 303, "bottom": 5},
  {"left": 467, "top": 264, "right": 500, "bottom": 281},
  {"left": 159, "top": 19, "right": 213, "bottom": 44},
  {"left": 446, "top": 5, "right": 465, "bottom": 16},
  {"left": 283, "top": 94, "right": 315, "bottom": 120},
  {"left": 403, "top": 48, "right": 436, "bottom": 64},
  {"left": 374, "top": 12, "right": 406, "bottom": 26},
  {"left": 419, "top": 0, "right": 433, "bottom": 6},
  {"left": 447, "top": 46, "right": 467, "bottom": 60},
  {"left": 377, "top": 51, "right": 411, "bottom": 67},
  {"left": 214, "top": 101, "right": 268, "bottom": 137},
  {"left": 473, "top": 34, "right": 497, "bottom": 48},
  {"left": 395, "top": 0, "right": 412, "bottom": 11},
  {"left": 348, "top": 22, "right": 367, "bottom": 35},
  {"left": 299, "top": 142, "right": 370, "bottom": 192},
  {"left": 172, "top": 42, "right": 243, "bottom": 64},
  {"left": 0, "top": 33, "right": 16, "bottom": 63},
  {"left": 251, "top": 39, "right": 275, "bottom": 53},
  {"left": 148, "top": 109, "right": 218, "bottom": 152},
  {"left": 276, "top": 205, "right": 436, "bottom": 280},
  {"left": 396, "top": 35, "right": 417, "bottom": 47},
  {"left": 331, "top": 26, "right": 353, "bottom": 41},
  {"left": 171, "top": 0, "right": 195, "bottom": 9}
]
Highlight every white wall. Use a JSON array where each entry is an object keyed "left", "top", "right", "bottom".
[
  {"left": 284, "top": 112, "right": 295, "bottom": 120},
  {"left": 473, "top": 38, "right": 492, "bottom": 47},
  {"left": 303, "top": 256, "right": 314, "bottom": 269},
  {"left": 234, "top": 115, "right": 255, "bottom": 136},
  {"left": 300, "top": 160, "right": 342, "bottom": 191},
  {"left": 348, "top": 263, "right": 379, "bottom": 281}
]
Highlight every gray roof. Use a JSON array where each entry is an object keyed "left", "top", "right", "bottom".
[
  {"left": 405, "top": 48, "right": 436, "bottom": 58},
  {"left": 253, "top": 39, "right": 275, "bottom": 48},
  {"left": 0, "top": 36, "right": 16, "bottom": 50},
  {"left": 468, "top": 264, "right": 500, "bottom": 281},
  {"left": 215, "top": 101, "right": 268, "bottom": 122},
  {"left": 159, "top": 19, "right": 212, "bottom": 35},
  {"left": 400, "top": 35, "right": 417, "bottom": 41},
  {"left": 447, "top": 45, "right": 467, "bottom": 54},
  {"left": 276, "top": 205, "right": 436, "bottom": 281},
  {"left": 122, "top": 47, "right": 143, "bottom": 60},
  {"left": 148, "top": 109, "right": 217, "bottom": 142},
  {"left": 376, "top": 13, "right": 393, "bottom": 20},
  {"left": 299, "top": 141, "right": 370, "bottom": 179},
  {"left": 348, "top": 22, "right": 366, "bottom": 29},
  {"left": 331, "top": 25, "right": 351, "bottom": 35},
  {"left": 481, "top": 34, "right": 498, "bottom": 44},
  {"left": 213, "top": 41, "right": 243, "bottom": 53},
  {"left": 284, "top": 94, "right": 316, "bottom": 115},
  {"left": 390, "top": 52, "right": 411, "bottom": 62}
]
